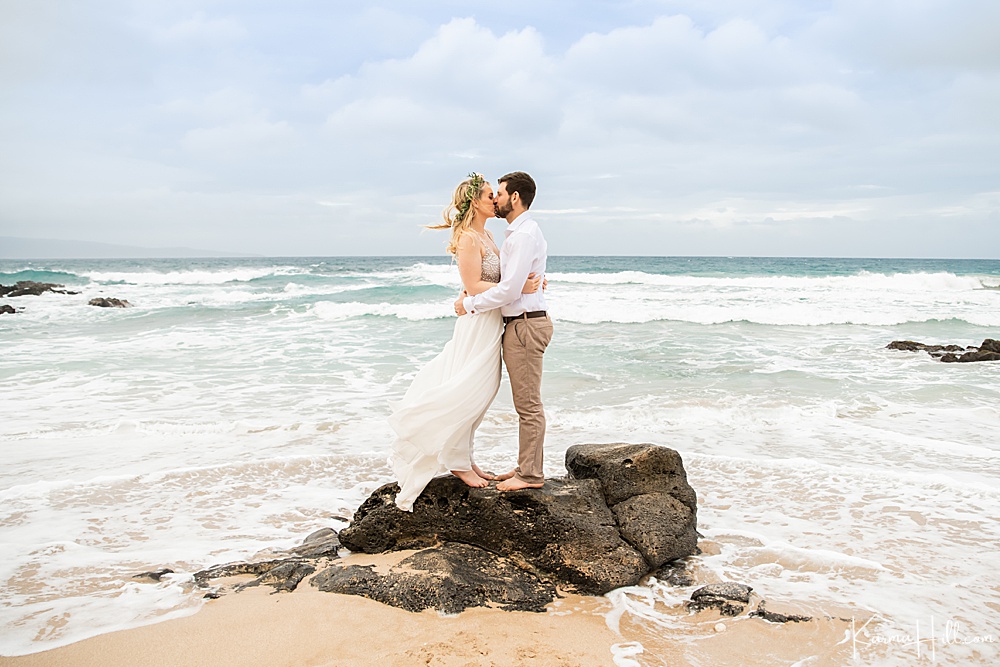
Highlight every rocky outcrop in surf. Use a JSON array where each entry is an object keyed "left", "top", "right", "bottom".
[
  {"left": 190, "top": 443, "right": 700, "bottom": 614},
  {"left": 887, "top": 339, "right": 1000, "bottom": 362},
  {"left": 0, "top": 281, "right": 80, "bottom": 297},
  {"left": 0, "top": 281, "right": 133, "bottom": 309},
  {"left": 337, "top": 442, "right": 699, "bottom": 598},
  {"left": 159, "top": 444, "right": 815, "bottom": 622},
  {"left": 88, "top": 297, "right": 132, "bottom": 308}
]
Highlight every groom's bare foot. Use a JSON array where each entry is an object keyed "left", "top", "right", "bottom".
[
  {"left": 494, "top": 470, "right": 516, "bottom": 481},
  {"left": 471, "top": 463, "right": 495, "bottom": 481},
  {"left": 497, "top": 476, "right": 544, "bottom": 491},
  {"left": 451, "top": 469, "right": 489, "bottom": 488}
]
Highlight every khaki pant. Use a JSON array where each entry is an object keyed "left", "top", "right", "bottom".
[{"left": 501, "top": 314, "right": 554, "bottom": 484}]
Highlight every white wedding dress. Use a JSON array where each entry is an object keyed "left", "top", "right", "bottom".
[{"left": 389, "top": 245, "right": 503, "bottom": 511}]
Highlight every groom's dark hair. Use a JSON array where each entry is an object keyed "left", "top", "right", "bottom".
[{"left": 498, "top": 171, "right": 536, "bottom": 209}]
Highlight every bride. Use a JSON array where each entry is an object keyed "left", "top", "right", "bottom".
[{"left": 389, "top": 173, "right": 541, "bottom": 511}]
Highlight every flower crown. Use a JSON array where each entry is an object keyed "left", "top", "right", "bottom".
[{"left": 455, "top": 172, "right": 485, "bottom": 222}]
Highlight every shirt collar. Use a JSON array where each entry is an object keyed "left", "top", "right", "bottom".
[{"left": 505, "top": 210, "right": 533, "bottom": 236}]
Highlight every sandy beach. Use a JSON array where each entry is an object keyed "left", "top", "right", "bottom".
[
  {"left": 0, "top": 583, "right": 626, "bottom": 667},
  {"left": 0, "top": 580, "right": 864, "bottom": 667},
  {"left": 0, "top": 547, "right": 867, "bottom": 667}
]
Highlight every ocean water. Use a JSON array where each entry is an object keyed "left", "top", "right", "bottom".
[{"left": 1, "top": 255, "right": 998, "bottom": 665}]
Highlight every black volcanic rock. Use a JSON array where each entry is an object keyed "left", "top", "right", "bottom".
[
  {"left": 956, "top": 349, "right": 1000, "bottom": 362},
  {"left": 337, "top": 475, "right": 648, "bottom": 595},
  {"left": 191, "top": 527, "right": 339, "bottom": 594},
  {"left": 338, "top": 443, "right": 699, "bottom": 595},
  {"left": 652, "top": 559, "right": 696, "bottom": 587},
  {"left": 886, "top": 340, "right": 963, "bottom": 353},
  {"left": 0, "top": 304, "right": 15, "bottom": 315},
  {"left": 888, "top": 339, "right": 1000, "bottom": 363},
  {"left": 566, "top": 443, "right": 699, "bottom": 569},
  {"left": 981, "top": 339, "right": 1000, "bottom": 354},
  {"left": 312, "top": 542, "right": 556, "bottom": 613},
  {"left": 687, "top": 582, "right": 754, "bottom": 616},
  {"left": 750, "top": 600, "right": 812, "bottom": 623},
  {"left": 170, "top": 444, "right": 702, "bottom": 615},
  {"left": 0, "top": 281, "right": 79, "bottom": 297},
  {"left": 88, "top": 297, "right": 131, "bottom": 308}
]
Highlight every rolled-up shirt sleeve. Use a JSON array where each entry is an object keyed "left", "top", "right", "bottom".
[{"left": 464, "top": 232, "right": 534, "bottom": 315}]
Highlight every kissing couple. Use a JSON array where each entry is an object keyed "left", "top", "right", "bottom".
[{"left": 389, "top": 171, "right": 553, "bottom": 512}]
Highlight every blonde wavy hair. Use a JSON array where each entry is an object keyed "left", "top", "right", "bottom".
[{"left": 427, "top": 173, "right": 488, "bottom": 255}]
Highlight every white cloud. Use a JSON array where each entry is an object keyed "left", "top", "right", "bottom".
[
  {"left": 181, "top": 115, "right": 295, "bottom": 159},
  {"left": 156, "top": 11, "right": 247, "bottom": 43},
  {"left": 1, "top": 3, "right": 998, "bottom": 257},
  {"left": 317, "top": 18, "right": 560, "bottom": 142}
]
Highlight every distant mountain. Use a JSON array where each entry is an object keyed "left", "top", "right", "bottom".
[{"left": 0, "top": 237, "right": 256, "bottom": 259}]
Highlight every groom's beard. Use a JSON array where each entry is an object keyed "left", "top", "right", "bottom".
[{"left": 494, "top": 201, "right": 512, "bottom": 218}]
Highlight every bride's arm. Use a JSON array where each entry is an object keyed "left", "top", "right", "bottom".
[{"left": 455, "top": 234, "right": 541, "bottom": 296}]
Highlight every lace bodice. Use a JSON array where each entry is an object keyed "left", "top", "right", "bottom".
[{"left": 480, "top": 244, "right": 500, "bottom": 282}]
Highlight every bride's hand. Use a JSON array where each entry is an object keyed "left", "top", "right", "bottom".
[
  {"left": 522, "top": 273, "right": 542, "bottom": 294},
  {"left": 454, "top": 290, "right": 468, "bottom": 316}
]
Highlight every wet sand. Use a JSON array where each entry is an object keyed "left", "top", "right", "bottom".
[{"left": 0, "top": 585, "right": 632, "bottom": 667}]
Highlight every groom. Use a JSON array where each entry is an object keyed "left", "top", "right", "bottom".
[{"left": 455, "top": 171, "right": 553, "bottom": 491}]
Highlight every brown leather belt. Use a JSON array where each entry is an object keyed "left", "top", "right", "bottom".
[{"left": 503, "top": 311, "right": 547, "bottom": 324}]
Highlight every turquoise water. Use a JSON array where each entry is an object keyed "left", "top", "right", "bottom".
[{"left": 1, "top": 256, "right": 999, "bottom": 665}]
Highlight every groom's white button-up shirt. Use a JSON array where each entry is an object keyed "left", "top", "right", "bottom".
[{"left": 463, "top": 211, "right": 548, "bottom": 318}]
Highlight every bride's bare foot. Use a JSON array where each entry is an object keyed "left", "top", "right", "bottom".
[
  {"left": 451, "top": 469, "right": 489, "bottom": 488},
  {"left": 494, "top": 470, "right": 516, "bottom": 481},
  {"left": 497, "top": 476, "right": 544, "bottom": 492},
  {"left": 471, "top": 463, "right": 495, "bottom": 481}
]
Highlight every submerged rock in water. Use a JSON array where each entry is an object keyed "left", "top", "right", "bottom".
[
  {"left": 190, "top": 527, "right": 339, "bottom": 594},
  {"left": 0, "top": 281, "right": 79, "bottom": 297},
  {"left": 0, "top": 304, "right": 16, "bottom": 315},
  {"left": 981, "top": 339, "right": 1000, "bottom": 354},
  {"left": 687, "top": 582, "right": 754, "bottom": 616},
  {"left": 750, "top": 600, "right": 812, "bottom": 623},
  {"left": 194, "top": 558, "right": 317, "bottom": 594},
  {"left": 88, "top": 297, "right": 131, "bottom": 308},
  {"left": 886, "top": 340, "right": 965, "bottom": 353},
  {"left": 652, "top": 559, "right": 696, "bottom": 587},
  {"left": 887, "top": 339, "right": 1000, "bottom": 363}
]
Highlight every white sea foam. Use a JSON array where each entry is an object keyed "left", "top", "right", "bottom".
[
  {"left": 311, "top": 300, "right": 452, "bottom": 321},
  {"left": 82, "top": 266, "right": 304, "bottom": 285},
  {"left": 336, "top": 262, "right": 461, "bottom": 288},
  {"left": 609, "top": 641, "right": 645, "bottom": 667},
  {"left": 543, "top": 272, "right": 1000, "bottom": 326},
  {"left": 0, "top": 577, "right": 202, "bottom": 657},
  {"left": 549, "top": 270, "right": 990, "bottom": 292}
]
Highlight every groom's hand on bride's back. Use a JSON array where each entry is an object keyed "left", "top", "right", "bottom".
[{"left": 455, "top": 290, "right": 468, "bottom": 316}]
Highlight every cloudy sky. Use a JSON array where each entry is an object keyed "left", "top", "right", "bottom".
[{"left": 2, "top": 1, "right": 998, "bottom": 257}]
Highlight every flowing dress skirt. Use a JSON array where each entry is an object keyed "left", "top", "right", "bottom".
[{"left": 389, "top": 309, "right": 503, "bottom": 511}]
